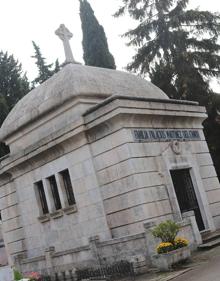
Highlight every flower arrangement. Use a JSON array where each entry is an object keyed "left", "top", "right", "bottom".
[
  {"left": 13, "top": 268, "right": 42, "bottom": 281},
  {"left": 156, "top": 242, "right": 174, "bottom": 254},
  {"left": 152, "top": 220, "right": 189, "bottom": 254},
  {"left": 156, "top": 237, "right": 189, "bottom": 254},
  {"left": 174, "top": 237, "right": 189, "bottom": 249},
  {"left": 24, "top": 272, "right": 42, "bottom": 281}
]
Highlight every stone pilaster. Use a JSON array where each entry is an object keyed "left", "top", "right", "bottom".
[{"left": 45, "top": 246, "right": 55, "bottom": 276}]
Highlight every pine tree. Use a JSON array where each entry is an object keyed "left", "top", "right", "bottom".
[
  {"left": 115, "top": 0, "right": 220, "bottom": 176},
  {"left": 32, "top": 41, "right": 60, "bottom": 87},
  {"left": 0, "top": 51, "right": 29, "bottom": 156},
  {"left": 115, "top": 0, "right": 220, "bottom": 103},
  {"left": 79, "top": 0, "right": 116, "bottom": 69}
]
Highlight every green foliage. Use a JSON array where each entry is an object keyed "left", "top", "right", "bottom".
[
  {"left": 0, "top": 95, "right": 9, "bottom": 125},
  {"left": 203, "top": 95, "right": 220, "bottom": 179},
  {"left": 80, "top": 0, "right": 116, "bottom": 69},
  {"left": 13, "top": 268, "right": 23, "bottom": 280},
  {"left": 115, "top": 0, "right": 220, "bottom": 101},
  {"left": 31, "top": 41, "right": 60, "bottom": 87},
  {"left": 0, "top": 51, "right": 29, "bottom": 157},
  {"left": 54, "top": 59, "right": 61, "bottom": 73},
  {"left": 115, "top": 0, "right": 220, "bottom": 177},
  {"left": 0, "top": 51, "right": 29, "bottom": 115},
  {"left": 152, "top": 220, "right": 180, "bottom": 243}
]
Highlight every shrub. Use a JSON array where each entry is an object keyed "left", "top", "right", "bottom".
[
  {"left": 13, "top": 269, "right": 23, "bottom": 281},
  {"left": 152, "top": 220, "right": 180, "bottom": 244},
  {"left": 152, "top": 220, "right": 189, "bottom": 254}
]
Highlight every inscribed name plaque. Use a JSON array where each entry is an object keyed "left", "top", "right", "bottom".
[{"left": 132, "top": 129, "right": 201, "bottom": 142}]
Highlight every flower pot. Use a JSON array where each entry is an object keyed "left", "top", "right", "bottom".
[{"left": 152, "top": 246, "right": 191, "bottom": 271}]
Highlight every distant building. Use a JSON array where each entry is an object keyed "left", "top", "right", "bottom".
[{"left": 0, "top": 25, "right": 220, "bottom": 275}]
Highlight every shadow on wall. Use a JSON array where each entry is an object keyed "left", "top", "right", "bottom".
[{"left": 0, "top": 245, "right": 8, "bottom": 266}]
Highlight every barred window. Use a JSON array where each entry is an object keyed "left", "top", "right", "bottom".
[
  {"left": 35, "top": 181, "right": 49, "bottom": 215},
  {"left": 60, "top": 170, "right": 76, "bottom": 206},
  {"left": 48, "top": 176, "right": 62, "bottom": 210}
]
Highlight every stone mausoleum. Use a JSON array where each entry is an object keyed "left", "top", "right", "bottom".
[{"left": 0, "top": 25, "right": 220, "bottom": 275}]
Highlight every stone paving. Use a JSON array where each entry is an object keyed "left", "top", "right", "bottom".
[{"left": 133, "top": 269, "right": 191, "bottom": 281}]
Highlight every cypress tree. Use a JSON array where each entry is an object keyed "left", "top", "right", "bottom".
[
  {"left": 54, "top": 59, "right": 61, "bottom": 73},
  {"left": 32, "top": 41, "right": 60, "bottom": 87},
  {"left": 0, "top": 51, "right": 29, "bottom": 117},
  {"left": 79, "top": 0, "right": 116, "bottom": 69},
  {"left": 0, "top": 94, "right": 10, "bottom": 156}
]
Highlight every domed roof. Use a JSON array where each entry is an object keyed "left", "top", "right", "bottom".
[{"left": 0, "top": 64, "right": 168, "bottom": 141}]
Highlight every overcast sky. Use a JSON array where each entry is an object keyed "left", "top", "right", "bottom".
[{"left": 0, "top": 0, "right": 220, "bottom": 81}]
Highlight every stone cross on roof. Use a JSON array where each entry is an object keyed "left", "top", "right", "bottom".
[{"left": 55, "top": 24, "right": 77, "bottom": 64}]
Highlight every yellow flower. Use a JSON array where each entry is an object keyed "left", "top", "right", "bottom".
[
  {"left": 155, "top": 237, "right": 189, "bottom": 254},
  {"left": 174, "top": 237, "right": 189, "bottom": 248},
  {"left": 156, "top": 242, "right": 174, "bottom": 254}
]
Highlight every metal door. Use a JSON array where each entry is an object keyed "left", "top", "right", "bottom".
[{"left": 170, "top": 169, "right": 205, "bottom": 231}]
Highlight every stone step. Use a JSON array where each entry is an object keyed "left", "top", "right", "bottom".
[
  {"left": 89, "top": 277, "right": 109, "bottom": 281},
  {"left": 199, "top": 237, "right": 220, "bottom": 250},
  {"left": 200, "top": 229, "right": 211, "bottom": 237},
  {"left": 82, "top": 277, "right": 109, "bottom": 281},
  {"left": 201, "top": 230, "right": 220, "bottom": 244}
]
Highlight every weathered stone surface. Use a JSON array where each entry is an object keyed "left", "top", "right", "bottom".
[
  {"left": 0, "top": 64, "right": 168, "bottom": 144},
  {"left": 0, "top": 183, "right": 16, "bottom": 199},
  {"left": 2, "top": 205, "right": 20, "bottom": 221},
  {"left": 4, "top": 228, "right": 24, "bottom": 244},
  {"left": 0, "top": 192, "right": 17, "bottom": 210},
  {"left": 104, "top": 185, "right": 168, "bottom": 214},
  {"left": 0, "top": 59, "right": 219, "bottom": 275},
  {"left": 213, "top": 216, "right": 220, "bottom": 229},
  {"left": 196, "top": 153, "right": 213, "bottom": 166},
  {"left": 3, "top": 217, "right": 22, "bottom": 233},
  {"left": 100, "top": 172, "right": 164, "bottom": 199},
  {"left": 200, "top": 165, "right": 217, "bottom": 179},
  {"left": 210, "top": 202, "right": 220, "bottom": 217},
  {"left": 107, "top": 200, "right": 172, "bottom": 229},
  {"left": 98, "top": 158, "right": 157, "bottom": 185},
  {"left": 152, "top": 246, "right": 191, "bottom": 271},
  {"left": 207, "top": 189, "right": 220, "bottom": 204}
]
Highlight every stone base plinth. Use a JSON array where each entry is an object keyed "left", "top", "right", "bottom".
[{"left": 152, "top": 246, "right": 191, "bottom": 271}]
